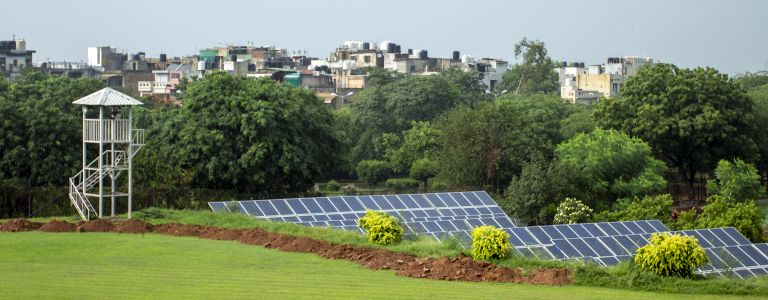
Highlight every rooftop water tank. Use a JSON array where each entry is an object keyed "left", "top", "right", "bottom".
[
  {"left": 349, "top": 61, "right": 357, "bottom": 70},
  {"left": 198, "top": 61, "right": 206, "bottom": 70},
  {"left": 342, "top": 60, "right": 351, "bottom": 70},
  {"left": 395, "top": 45, "right": 401, "bottom": 53},
  {"left": 565, "top": 78, "right": 574, "bottom": 86},
  {"left": 453, "top": 51, "right": 460, "bottom": 60},
  {"left": 15, "top": 39, "right": 26, "bottom": 52},
  {"left": 160, "top": 54, "right": 167, "bottom": 62},
  {"left": 380, "top": 41, "right": 392, "bottom": 52}
]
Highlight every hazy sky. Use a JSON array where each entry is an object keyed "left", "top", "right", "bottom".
[{"left": 3, "top": 0, "right": 767, "bottom": 75}]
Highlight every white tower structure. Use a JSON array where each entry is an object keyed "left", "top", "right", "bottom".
[{"left": 69, "top": 88, "right": 145, "bottom": 220}]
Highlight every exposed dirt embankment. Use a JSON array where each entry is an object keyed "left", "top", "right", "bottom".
[{"left": 1, "top": 218, "right": 572, "bottom": 286}]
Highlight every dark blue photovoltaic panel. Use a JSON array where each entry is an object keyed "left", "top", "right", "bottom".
[
  {"left": 343, "top": 196, "right": 365, "bottom": 211},
  {"left": 735, "top": 270, "right": 754, "bottom": 279},
  {"left": 723, "top": 227, "right": 752, "bottom": 245},
  {"left": 368, "top": 196, "right": 390, "bottom": 210},
  {"left": 711, "top": 228, "right": 739, "bottom": 246},
  {"left": 283, "top": 216, "right": 299, "bottom": 223},
  {"left": 240, "top": 201, "right": 262, "bottom": 216},
  {"left": 438, "top": 209, "right": 454, "bottom": 216},
  {"left": 614, "top": 236, "right": 639, "bottom": 253},
  {"left": 541, "top": 226, "right": 564, "bottom": 240},
  {"left": 546, "top": 245, "right": 565, "bottom": 259},
  {"left": 511, "top": 228, "right": 538, "bottom": 245},
  {"left": 328, "top": 214, "right": 344, "bottom": 221},
  {"left": 314, "top": 198, "right": 337, "bottom": 213},
  {"left": 706, "top": 249, "right": 731, "bottom": 269},
  {"left": 554, "top": 225, "right": 579, "bottom": 239},
  {"left": 384, "top": 195, "right": 405, "bottom": 210},
  {"left": 314, "top": 214, "right": 330, "bottom": 222},
  {"left": 683, "top": 230, "right": 713, "bottom": 248},
  {"left": 752, "top": 268, "right": 768, "bottom": 276},
  {"left": 647, "top": 220, "right": 669, "bottom": 232},
  {"left": 271, "top": 200, "right": 294, "bottom": 215},
  {"left": 466, "top": 218, "right": 485, "bottom": 228},
  {"left": 493, "top": 217, "right": 515, "bottom": 228},
  {"left": 400, "top": 211, "right": 415, "bottom": 220},
  {"left": 436, "top": 220, "right": 457, "bottom": 232},
  {"left": 411, "top": 194, "right": 433, "bottom": 208},
  {"left": 461, "top": 192, "right": 484, "bottom": 206},
  {"left": 569, "top": 239, "right": 597, "bottom": 258},
  {"left": 341, "top": 213, "right": 357, "bottom": 220},
  {"left": 301, "top": 198, "right": 323, "bottom": 214},
  {"left": 341, "top": 220, "right": 357, "bottom": 226},
  {"left": 488, "top": 207, "right": 505, "bottom": 215},
  {"left": 505, "top": 230, "right": 523, "bottom": 246},
  {"left": 397, "top": 195, "right": 420, "bottom": 209},
  {"left": 453, "top": 231, "right": 473, "bottom": 248},
  {"left": 355, "top": 213, "right": 366, "bottom": 219},
  {"left": 622, "top": 222, "right": 644, "bottom": 234},
  {"left": 553, "top": 240, "right": 581, "bottom": 258},
  {"left": 598, "top": 236, "right": 628, "bottom": 256},
  {"left": 209, "top": 202, "right": 226, "bottom": 212},
  {"left": 474, "top": 192, "right": 497, "bottom": 206},
  {"left": 423, "top": 209, "right": 441, "bottom": 217},
  {"left": 327, "top": 220, "right": 343, "bottom": 227},
  {"left": 329, "top": 197, "right": 351, "bottom": 212},
  {"left": 600, "top": 256, "right": 621, "bottom": 266},
  {"left": 433, "top": 232, "right": 452, "bottom": 241},
  {"left": 451, "top": 220, "right": 471, "bottom": 231},
  {"left": 425, "top": 194, "right": 446, "bottom": 208},
  {"left": 479, "top": 217, "right": 500, "bottom": 228},
  {"left": 517, "top": 247, "right": 535, "bottom": 258},
  {"left": 754, "top": 244, "right": 768, "bottom": 258},
  {"left": 422, "top": 221, "right": 442, "bottom": 233},
  {"left": 725, "top": 247, "right": 758, "bottom": 267},
  {"left": 584, "top": 237, "right": 614, "bottom": 257},
  {"left": 286, "top": 199, "right": 308, "bottom": 215},
  {"left": 357, "top": 196, "right": 379, "bottom": 210},
  {"left": 596, "top": 223, "right": 619, "bottom": 236},
  {"left": 696, "top": 229, "right": 724, "bottom": 248},
  {"left": 463, "top": 207, "right": 480, "bottom": 215},
  {"left": 475, "top": 207, "right": 492, "bottom": 215},
  {"left": 438, "top": 193, "right": 459, "bottom": 207},
  {"left": 411, "top": 210, "right": 428, "bottom": 218},
  {"left": 739, "top": 245, "right": 768, "bottom": 266},
  {"left": 582, "top": 223, "right": 606, "bottom": 237},
  {"left": 627, "top": 235, "right": 650, "bottom": 248},
  {"left": 568, "top": 224, "right": 593, "bottom": 238},
  {"left": 635, "top": 220, "right": 656, "bottom": 233},
  {"left": 299, "top": 215, "right": 315, "bottom": 222},
  {"left": 530, "top": 246, "right": 553, "bottom": 260},
  {"left": 609, "top": 222, "right": 632, "bottom": 235},
  {"left": 255, "top": 201, "right": 279, "bottom": 216},
  {"left": 527, "top": 227, "right": 551, "bottom": 244},
  {"left": 409, "top": 222, "right": 426, "bottom": 233},
  {"left": 449, "top": 192, "right": 471, "bottom": 206},
  {"left": 451, "top": 208, "right": 468, "bottom": 216}
]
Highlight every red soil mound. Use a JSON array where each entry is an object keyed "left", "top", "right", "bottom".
[
  {"left": 38, "top": 219, "right": 78, "bottom": 233},
  {"left": 80, "top": 219, "right": 116, "bottom": 233},
  {"left": 0, "top": 219, "right": 44, "bottom": 232},
  {"left": 5, "top": 219, "right": 573, "bottom": 286},
  {"left": 115, "top": 219, "right": 154, "bottom": 234}
]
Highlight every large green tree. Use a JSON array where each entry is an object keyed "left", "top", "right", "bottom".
[
  {"left": 497, "top": 37, "right": 558, "bottom": 95},
  {"left": 169, "top": 71, "right": 347, "bottom": 193},
  {"left": 381, "top": 121, "right": 441, "bottom": 173},
  {"left": 593, "top": 64, "right": 757, "bottom": 201},
  {"left": 555, "top": 129, "right": 668, "bottom": 210},
  {"left": 498, "top": 94, "right": 570, "bottom": 160},
  {"left": 501, "top": 158, "right": 574, "bottom": 225},
  {"left": 742, "top": 81, "right": 768, "bottom": 194},
  {"left": 356, "top": 160, "right": 391, "bottom": 193}
]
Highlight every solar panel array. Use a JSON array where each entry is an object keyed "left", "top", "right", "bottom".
[{"left": 209, "top": 192, "right": 768, "bottom": 279}]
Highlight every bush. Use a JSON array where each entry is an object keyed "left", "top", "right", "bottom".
[
  {"left": 593, "top": 194, "right": 674, "bottom": 226},
  {"left": 431, "top": 180, "right": 448, "bottom": 189},
  {"left": 341, "top": 184, "right": 360, "bottom": 195},
  {"left": 356, "top": 160, "right": 392, "bottom": 193},
  {"left": 676, "top": 195, "right": 767, "bottom": 242},
  {"left": 707, "top": 159, "right": 765, "bottom": 203},
  {"left": 385, "top": 178, "right": 420, "bottom": 191},
  {"left": 357, "top": 210, "right": 403, "bottom": 245},
  {"left": 326, "top": 180, "right": 341, "bottom": 192},
  {"left": 553, "top": 198, "right": 593, "bottom": 224},
  {"left": 501, "top": 158, "right": 574, "bottom": 225},
  {"left": 470, "top": 225, "right": 511, "bottom": 259},
  {"left": 635, "top": 232, "right": 709, "bottom": 278},
  {"left": 409, "top": 158, "right": 438, "bottom": 189}
]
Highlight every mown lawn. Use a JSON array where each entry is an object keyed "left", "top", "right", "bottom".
[{"left": 1, "top": 231, "right": 759, "bottom": 300}]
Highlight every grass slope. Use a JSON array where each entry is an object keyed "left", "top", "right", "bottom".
[{"left": 0, "top": 231, "right": 759, "bottom": 300}]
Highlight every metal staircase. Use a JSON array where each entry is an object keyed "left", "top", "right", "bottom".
[{"left": 68, "top": 129, "right": 144, "bottom": 220}]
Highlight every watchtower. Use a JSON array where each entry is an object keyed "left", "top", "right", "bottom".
[{"left": 69, "top": 88, "right": 145, "bottom": 220}]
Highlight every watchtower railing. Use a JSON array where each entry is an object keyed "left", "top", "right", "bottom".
[{"left": 83, "top": 119, "right": 132, "bottom": 142}]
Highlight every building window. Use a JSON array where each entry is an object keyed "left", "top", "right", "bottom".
[
  {"left": 612, "top": 84, "right": 617, "bottom": 93},
  {"left": 410, "top": 65, "right": 415, "bottom": 72},
  {"left": 171, "top": 73, "right": 180, "bottom": 79},
  {"left": 14, "top": 59, "right": 18, "bottom": 66},
  {"left": 364, "top": 56, "right": 370, "bottom": 63}
]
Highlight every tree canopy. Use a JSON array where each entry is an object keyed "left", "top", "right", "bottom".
[
  {"left": 497, "top": 37, "right": 559, "bottom": 95},
  {"left": 592, "top": 64, "right": 757, "bottom": 201}
]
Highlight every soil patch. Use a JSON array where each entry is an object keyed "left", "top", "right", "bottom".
[
  {"left": 7, "top": 219, "right": 573, "bottom": 286},
  {"left": 38, "top": 220, "right": 78, "bottom": 233},
  {"left": 80, "top": 219, "right": 116, "bottom": 233},
  {"left": 0, "top": 219, "right": 44, "bottom": 232}
]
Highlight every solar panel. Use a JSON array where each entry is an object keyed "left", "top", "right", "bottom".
[
  {"left": 569, "top": 224, "right": 592, "bottom": 238},
  {"left": 397, "top": 195, "right": 420, "bottom": 209},
  {"left": 584, "top": 237, "right": 614, "bottom": 257},
  {"left": 438, "top": 193, "right": 459, "bottom": 207},
  {"left": 286, "top": 199, "right": 308, "bottom": 215},
  {"left": 613, "top": 235, "right": 639, "bottom": 253},
  {"left": 474, "top": 191, "right": 497, "bottom": 206},
  {"left": 475, "top": 207, "right": 492, "bottom": 215},
  {"left": 341, "top": 220, "right": 357, "bottom": 226},
  {"left": 451, "top": 220, "right": 471, "bottom": 231},
  {"left": 683, "top": 230, "right": 713, "bottom": 248},
  {"left": 511, "top": 228, "right": 538, "bottom": 245},
  {"left": 751, "top": 268, "right": 768, "bottom": 276},
  {"left": 741, "top": 245, "right": 768, "bottom": 266},
  {"left": 240, "top": 201, "right": 262, "bottom": 216},
  {"left": 410, "top": 194, "right": 433, "bottom": 208},
  {"left": 711, "top": 228, "right": 739, "bottom": 246},
  {"left": 357, "top": 196, "right": 379, "bottom": 210},
  {"left": 545, "top": 245, "right": 565, "bottom": 259},
  {"left": 301, "top": 198, "right": 323, "bottom": 214},
  {"left": 725, "top": 246, "right": 758, "bottom": 267},
  {"left": 329, "top": 197, "right": 351, "bottom": 212},
  {"left": 647, "top": 220, "right": 669, "bottom": 232},
  {"left": 343, "top": 196, "right": 365, "bottom": 211},
  {"left": 449, "top": 192, "right": 471, "bottom": 206},
  {"left": 209, "top": 202, "right": 226, "bottom": 212},
  {"left": 424, "top": 194, "right": 445, "bottom": 207},
  {"left": 569, "top": 239, "right": 598, "bottom": 257},
  {"left": 552, "top": 239, "right": 581, "bottom": 258},
  {"left": 255, "top": 201, "right": 279, "bottom": 216},
  {"left": 384, "top": 195, "right": 406, "bottom": 210},
  {"left": 283, "top": 216, "right": 299, "bottom": 223},
  {"left": 271, "top": 200, "right": 294, "bottom": 215},
  {"left": 635, "top": 220, "right": 656, "bottom": 233},
  {"left": 598, "top": 236, "right": 627, "bottom": 256},
  {"left": 595, "top": 223, "right": 619, "bottom": 236},
  {"left": 423, "top": 209, "right": 441, "bottom": 217},
  {"left": 527, "top": 227, "right": 551, "bottom": 245},
  {"left": 735, "top": 269, "right": 753, "bottom": 279},
  {"left": 582, "top": 223, "right": 606, "bottom": 237},
  {"left": 554, "top": 225, "right": 579, "bottom": 239},
  {"left": 436, "top": 221, "right": 457, "bottom": 232},
  {"left": 314, "top": 197, "right": 338, "bottom": 213},
  {"left": 600, "top": 256, "right": 621, "bottom": 266},
  {"left": 696, "top": 229, "right": 725, "bottom": 248},
  {"left": 488, "top": 206, "right": 505, "bottom": 215},
  {"left": 463, "top": 207, "right": 480, "bottom": 216},
  {"left": 410, "top": 210, "right": 428, "bottom": 218},
  {"left": 506, "top": 231, "right": 524, "bottom": 247},
  {"left": 723, "top": 227, "right": 752, "bottom": 245},
  {"left": 541, "top": 226, "right": 564, "bottom": 240},
  {"left": 461, "top": 192, "right": 485, "bottom": 206},
  {"left": 422, "top": 221, "right": 442, "bottom": 233},
  {"left": 465, "top": 218, "right": 485, "bottom": 228},
  {"left": 609, "top": 222, "right": 632, "bottom": 235},
  {"left": 341, "top": 213, "right": 357, "bottom": 220},
  {"left": 313, "top": 214, "right": 330, "bottom": 222},
  {"left": 299, "top": 215, "right": 315, "bottom": 222},
  {"left": 621, "top": 222, "right": 644, "bottom": 234}
]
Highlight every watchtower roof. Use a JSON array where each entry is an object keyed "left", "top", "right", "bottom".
[{"left": 72, "top": 87, "right": 144, "bottom": 106}]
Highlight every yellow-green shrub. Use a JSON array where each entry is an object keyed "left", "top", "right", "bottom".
[
  {"left": 357, "top": 210, "right": 403, "bottom": 245},
  {"left": 471, "top": 225, "right": 511, "bottom": 259},
  {"left": 634, "top": 232, "right": 710, "bottom": 278}
]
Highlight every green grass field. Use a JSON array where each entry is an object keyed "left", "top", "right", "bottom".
[{"left": 1, "top": 231, "right": 763, "bottom": 300}]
